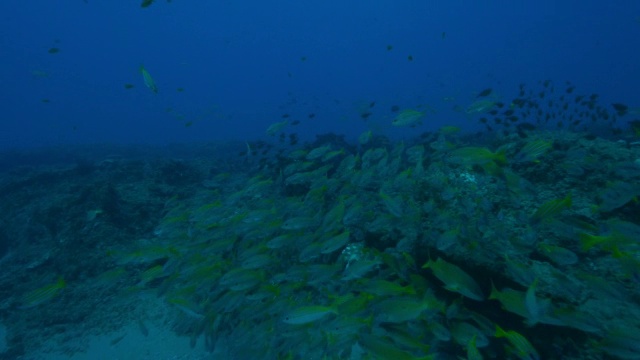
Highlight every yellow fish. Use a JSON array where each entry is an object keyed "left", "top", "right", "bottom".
[
  {"left": 21, "top": 277, "right": 66, "bottom": 308},
  {"left": 140, "top": 65, "right": 158, "bottom": 93},
  {"left": 392, "top": 109, "right": 425, "bottom": 127}
]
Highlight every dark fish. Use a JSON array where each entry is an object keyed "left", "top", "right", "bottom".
[
  {"left": 517, "top": 122, "right": 536, "bottom": 132},
  {"left": 48, "top": 47, "right": 60, "bottom": 54},
  {"left": 387, "top": 45, "right": 393, "bottom": 51},
  {"left": 391, "top": 105, "right": 400, "bottom": 112},
  {"left": 566, "top": 86, "right": 575, "bottom": 94},
  {"left": 495, "top": 102, "right": 505, "bottom": 108},
  {"left": 308, "top": 113, "right": 315, "bottom": 119},
  {"left": 407, "top": 55, "right": 413, "bottom": 61},
  {"left": 291, "top": 120, "right": 301, "bottom": 126},
  {"left": 612, "top": 103, "right": 628, "bottom": 116},
  {"left": 289, "top": 133, "right": 299, "bottom": 145},
  {"left": 512, "top": 99, "right": 526, "bottom": 107},
  {"left": 503, "top": 109, "right": 514, "bottom": 116},
  {"left": 369, "top": 101, "right": 376, "bottom": 108},
  {"left": 479, "top": 117, "right": 488, "bottom": 123},
  {"left": 360, "top": 112, "right": 372, "bottom": 119},
  {"left": 489, "top": 110, "right": 498, "bottom": 115},
  {"left": 477, "top": 88, "right": 492, "bottom": 98},
  {"left": 124, "top": 84, "right": 134, "bottom": 89},
  {"left": 141, "top": 0, "right": 154, "bottom": 7},
  {"left": 282, "top": 114, "right": 290, "bottom": 118}
]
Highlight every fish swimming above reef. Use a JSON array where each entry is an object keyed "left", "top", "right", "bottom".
[
  {"left": 21, "top": 277, "right": 66, "bottom": 309},
  {"left": 140, "top": 65, "right": 158, "bottom": 93},
  {"left": 266, "top": 119, "right": 288, "bottom": 136},
  {"left": 513, "top": 139, "right": 553, "bottom": 163},
  {"left": 465, "top": 99, "right": 498, "bottom": 115},
  {"left": 530, "top": 193, "right": 572, "bottom": 225},
  {"left": 392, "top": 109, "right": 427, "bottom": 127},
  {"left": 447, "top": 147, "right": 506, "bottom": 166},
  {"left": 422, "top": 257, "right": 484, "bottom": 301}
]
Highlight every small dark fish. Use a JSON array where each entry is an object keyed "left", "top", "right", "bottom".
[
  {"left": 176, "top": 87, "right": 184, "bottom": 92},
  {"left": 442, "top": 32, "right": 446, "bottom": 39},
  {"left": 391, "top": 105, "right": 400, "bottom": 112},
  {"left": 41, "top": 98, "right": 50, "bottom": 103},
  {"left": 507, "top": 116, "right": 519, "bottom": 122},
  {"left": 479, "top": 117, "right": 488, "bottom": 124},
  {"left": 300, "top": 56, "right": 307, "bottom": 62},
  {"left": 386, "top": 45, "right": 393, "bottom": 51},
  {"left": 495, "top": 102, "right": 505, "bottom": 108},
  {"left": 612, "top": 103, "right": 628, "bottom": 116},
  {"left": 124, "top": 83, "right": 134, "bottom": 89},
  {"left": 489, "top": 110, "right": 498, "bottom": 115},
  {"left": 543, "top": 79, "right": 551, "bottom": 88},
  {"left": 308, "top": 113, "right": 315, "bottom": 119},
  {"left": 512, "top": 99, "right": 526, "bottom": 107},
  {"left": 517, "top": 122, "right": 536, "bottom": 132},
  {"left": 138, "top": 319, "right": 149, "bottom": 337},
  {"left": 48, "top": 47, "right": 60, "bottom": 54},
  {"left": 184, "top": 121, "right": 193, "bottom": 127},
  {"left": 407, "top": 55, "right": 413, "bottom": 61},
  {"left": 503, "top": 109, "right": 514, "bottom": 116},
  {"left": 141, "top": 0, "right": 154, "bottom": 7},
  {"left": 360, "top": 111, "right": 372, "bottom": 119},
  {"left": 110, "top": 334, "right": 126, "bottom": 346},
  {"left": 291, "top": 120, "right": 300, "bottom": 126},
  {"left": 477, "top": 88, "right": 492, "bottom": 98},
  {"left": 282, "top": 114, "right": 290, "bottom": 118},
  {"left": 369, "top": 101, "right": 376, "bottom": 108},
  {"left": 566, "top": 86, "right": 575, "bottom": 94}
]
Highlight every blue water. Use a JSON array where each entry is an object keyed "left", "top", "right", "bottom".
[
  {"left": 2, "top": 1, "right": 639, "bottom": 148},
  {"left": 3, "top": 3, "right": 640, "bottom": 359}
]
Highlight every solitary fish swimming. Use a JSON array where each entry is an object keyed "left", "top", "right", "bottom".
[
  {"left": 140, "top": 65, "right": 158, "bottom": 93},
  {"left": 392, "top": 109, "right": 426, "bottom": 127}
]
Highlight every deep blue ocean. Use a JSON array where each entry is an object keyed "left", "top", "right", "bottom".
[
  {"left": 2, "top": 2, "right": 640, "bottom": 360},
  {"left": 1, "top": 1, "right": 638, "bottom": 147}
]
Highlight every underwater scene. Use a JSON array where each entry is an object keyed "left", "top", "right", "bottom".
[{"left": 1, "top": 1, "right": 640, "bottom": 360}]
